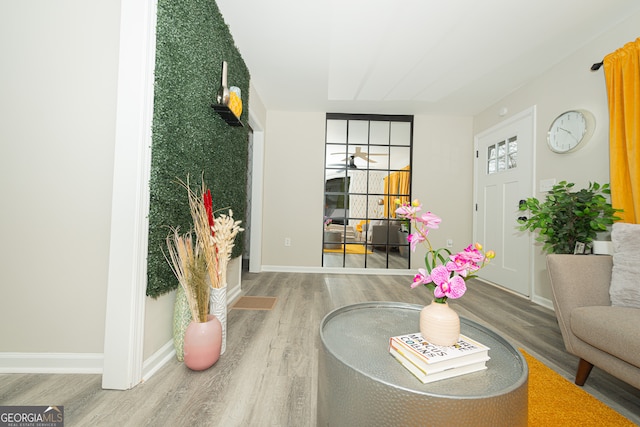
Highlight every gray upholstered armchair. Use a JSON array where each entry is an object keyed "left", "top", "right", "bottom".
[
  {"left": 366, "top": 222, "right": 401, "bottom": 252},
  {"left": 546, "top": 254, "right": 640, "bottom": 389}
]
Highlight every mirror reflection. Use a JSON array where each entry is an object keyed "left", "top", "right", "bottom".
[{"left": 323, "top": 114, "right": 413, "bottom": 269}]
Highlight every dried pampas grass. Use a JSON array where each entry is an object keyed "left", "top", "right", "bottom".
[
  {"left": 212, "top": 209, "right": 244, "bottom": 287},
  {"left": 164, "top": 229, "right": 210, "bottom": 323},
  {"left": 179, "top": 177, "right": 222, "bottom": 288}
]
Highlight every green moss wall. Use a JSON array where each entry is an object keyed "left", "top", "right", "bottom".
[{"left": 147, "top": 0, "right": 250, "bottom": 297}]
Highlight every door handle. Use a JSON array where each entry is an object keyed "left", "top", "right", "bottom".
[
  {"left": 517, "top": 216, "right": 528, "bottom": 222},
  {"left": 518, "top": 199, "right": 527, "bottom": 208}
]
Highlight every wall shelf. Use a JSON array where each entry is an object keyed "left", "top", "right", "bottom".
[{"left": 211, "top": 104, "right": 243, "bottom": 127}]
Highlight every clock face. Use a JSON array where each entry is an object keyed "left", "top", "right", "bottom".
[{"left": 547, "top": 110, "right": 594, "bottom": 153}]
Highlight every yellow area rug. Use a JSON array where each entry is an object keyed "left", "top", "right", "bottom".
[
  {"left": 323, "top": 244, "right": 372, "bottom": 254},
  {"left": 523, "top": 350, "right": 635, "bottom": 426}
]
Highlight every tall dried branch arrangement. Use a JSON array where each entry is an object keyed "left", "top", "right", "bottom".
[
  {"left": 173, "top": 176, "right": 243, "bottom": 291},
  {"left": 180, "top": 178, "right": 222, "bottom": 288},
  {"left": 164, "top": 229, "right": 209, "bottom": 323},
  {"left": 212, "top": 210, "right": 244, "bottom": 286}
]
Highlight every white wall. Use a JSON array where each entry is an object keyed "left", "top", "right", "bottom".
[
  {"left": 143, "top": 293, "right": 175, "bottom": 360},
  {"left": 474, "top": 11, "right": 640, "bottom": 301},
  {"left": 262, "top": 111, "right": 326, "bottom": 268},
  {"left": 411, "top": 115, "right": 474, "bottom": 270},
  {"left": 260, "top": 111, "right": 474, "bottom": 270},
  {"left": 0, "top": 1, "right": 120, "bottom": 357}
]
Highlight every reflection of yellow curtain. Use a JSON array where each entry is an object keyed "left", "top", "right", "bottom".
[
  {"left": 383, "top": 165, "right": 411, "bottom": 217},
  {"left": 604, "top": 38, "right": 640, "bottom": 224}
]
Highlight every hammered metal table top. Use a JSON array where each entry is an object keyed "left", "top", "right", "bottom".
[{"left": 320, "top": 301, "right": 528, "bottom": 398}]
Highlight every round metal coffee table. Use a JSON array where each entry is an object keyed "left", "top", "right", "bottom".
[{"left": 318, "top": 302, "right": 528, "bottom": 426}]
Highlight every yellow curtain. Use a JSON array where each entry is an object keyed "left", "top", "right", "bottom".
[
  {"left": 383, "top": 174, "right": 395, "bottom": 217},
  {"left": 604, "top": 38, "right": 640, "bottom": 224},
  {"left": 383, "top": 165, "right": 411, "bottom": 217},
  {"left": 397, "top": 165, "right": 411, "bottom": 205}
]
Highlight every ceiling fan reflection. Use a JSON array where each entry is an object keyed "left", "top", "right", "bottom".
[
  {"left": 327, "top": 155, "right": 359, "bottom": 171},
  {"left": 330, "top": 147, "right": 387, "bottom": 164}
]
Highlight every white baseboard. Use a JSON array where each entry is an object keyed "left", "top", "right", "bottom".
[
  {"left": 142, "top": 340, "right": 175, "bottom": 382},
  {"left": 0, "top": 352, "right": 103, "bottom": 374},
  {"left": 531, "top": 295, "right": 554, "bottom": 311}
]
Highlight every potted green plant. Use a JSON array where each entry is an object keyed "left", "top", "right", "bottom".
[{"left": 517, "top": 181, "right": 622, "bottom": 254}]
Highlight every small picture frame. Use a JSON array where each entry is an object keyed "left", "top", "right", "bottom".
[{"left": 574, "top": 242, "right": 586, "bottom": 255}]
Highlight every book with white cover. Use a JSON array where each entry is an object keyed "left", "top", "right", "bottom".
[
  {"left": 389, "top": 346, "right": 488, "bottom": 384},
  {"left": 389, "top": 333, "right": 490, "bottom": 374}
]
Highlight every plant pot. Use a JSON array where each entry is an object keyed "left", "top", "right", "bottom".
[
  {"left": 419, "top": 301, "right": 460, "bottom": 346},
  {"left": 209, "top": 286, "right": 227, "bottom": 355},
  {"left": 183, "top": 314, "right": 222, "bottom": 371},
  {"left": 591, "top": 240, "right": 613, "bottom": 255}
]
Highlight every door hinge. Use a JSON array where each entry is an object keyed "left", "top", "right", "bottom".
[
  {"left": 476, "top": 150, "right": 479, "bottom": 158},
  {"left": 475, "top": 203, "right": 478, "bottom": 211}
]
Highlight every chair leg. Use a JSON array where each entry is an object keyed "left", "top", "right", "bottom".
[{"left": 575, "top": 358, "right": 594, "bottom": 386}]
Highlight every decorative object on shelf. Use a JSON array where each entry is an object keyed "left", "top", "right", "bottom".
[
  {"left": 547, "top": 109, "right": 595, "bottom": 153},
  {"left": 216, "top": 61, "right": 230, "bottom": 106},
  {"left": 395, "top": 200, "right": 495, "bottom": 346},
  {"left": 518, "top": 181, "right": 622, "bottom": 254},
  {"left": 212, "top": 61, "right": 243, "bottom": 126},
  {"left": 165, "top": 176, "right": 243, "bottom": 368},
  {"left": 183, "top": 314, "right": 223, "bottom": 371},
  {"left": 228, "top": 86, "right": 242, "bottom": 118}
]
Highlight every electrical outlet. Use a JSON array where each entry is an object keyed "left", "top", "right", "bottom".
[
  {"left": 284, "top": 237, "right": 291, "bottom": 247},
  {"left": 446, "top": 239, "right": 453, "bottom": 248}
]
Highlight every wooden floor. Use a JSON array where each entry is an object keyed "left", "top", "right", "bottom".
[{"left": 2, "top": 271, "right": 639, "bottom": 426}]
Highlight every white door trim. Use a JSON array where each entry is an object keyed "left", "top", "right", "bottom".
[
  {"left": 102, "top": 0, "right": 158, "bottom": 390},
  {"left": 248, "top": 110, "right": 264, "bottom": 273}
]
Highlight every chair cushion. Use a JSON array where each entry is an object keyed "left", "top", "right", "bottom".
[
  {"left": 610, "top": 222, "right": 640, "bottom": 309},
  {"left": 571, "top": 305, "right": 640, "bottom": 368}
]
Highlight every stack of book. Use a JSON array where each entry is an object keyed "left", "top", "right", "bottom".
[{"left": 389, "top": 332, "right": 490, "bottom": 384}]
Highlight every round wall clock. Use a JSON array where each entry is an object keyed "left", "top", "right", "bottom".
[{"left": 547, "top": 109, "right": 595, "bottom": 153}]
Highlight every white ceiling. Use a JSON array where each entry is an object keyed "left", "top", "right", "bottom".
[{"left": 216, "top": 0, "right": 640, "bottom": 116}]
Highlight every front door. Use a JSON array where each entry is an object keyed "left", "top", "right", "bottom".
[{"left": 473, "top": 107, "right": 535, "bottom": 296}]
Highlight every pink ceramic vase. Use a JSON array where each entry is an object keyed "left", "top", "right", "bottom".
[
  {"left": 183, "top": 314, "right": 222, "bottom": 371},
  {"left": 419, "top": 300, "right": 460, "bottom": 346}
]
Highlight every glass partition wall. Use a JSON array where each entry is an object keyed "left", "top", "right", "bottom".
[{"left": 323, "top": 113, "right": 413, "bottom": 269}]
